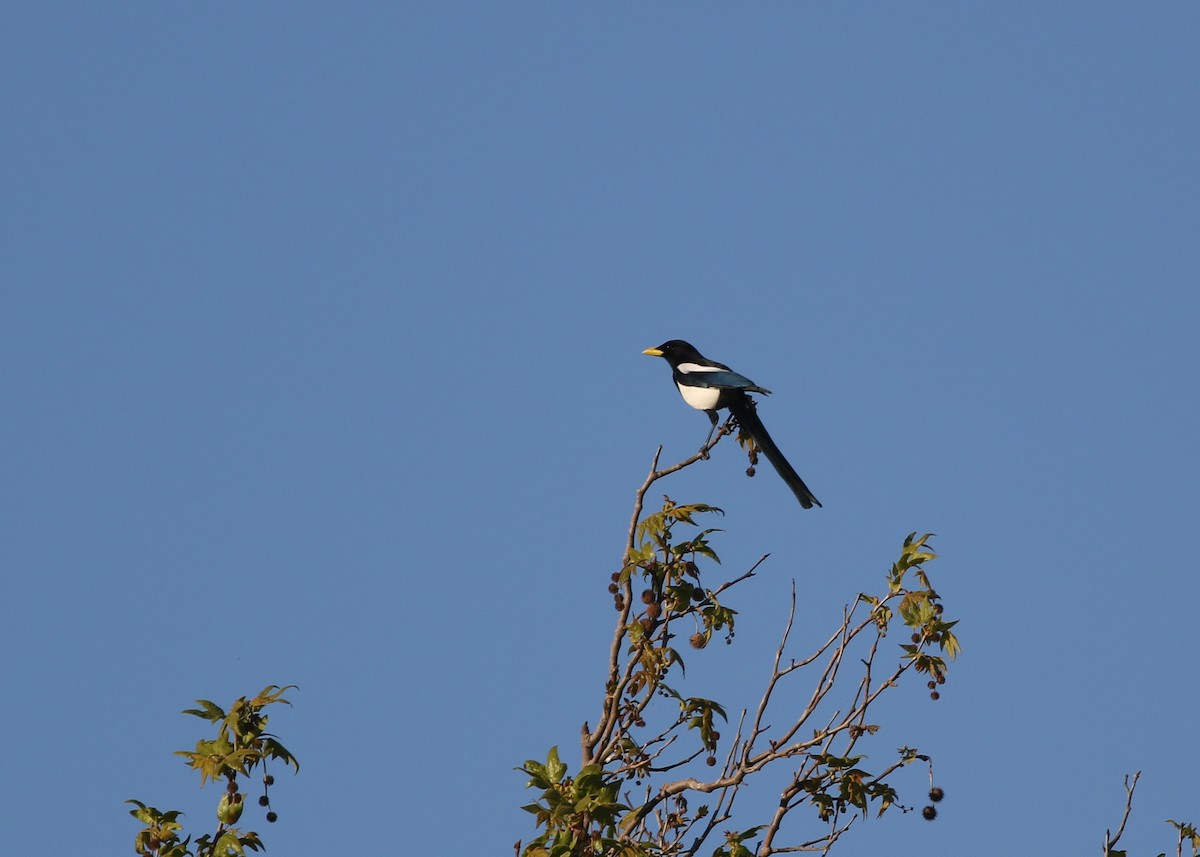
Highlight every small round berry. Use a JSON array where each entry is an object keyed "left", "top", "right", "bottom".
[
  {"left": 922, "top": 805, "right": 937, "bottom": 820},
  {"left": 258, "top": 795, "right": 270, "bottom": 806},
  {"left": 266, "top": 811, "right": 278, "bottom": 823},
  {"left": 689, "top": 633, "right": 706, "bottom": 649},
  {"left": 263, "top": 775, "right": 275, "bottom": 786},
  {"left": 929, "top": 787, "right": 944, "bottom": 802},
  {"left": 705, "top": 756, "right": 716, "bottom": 767},
  {"left": 930, "top": 690, "right": 940, "bottom": 701},
  {"left": 641, "top": 589, "right": 655, "bottom": 604}
]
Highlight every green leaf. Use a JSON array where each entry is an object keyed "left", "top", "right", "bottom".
[
  {"left": 125, "top": 799, "right": 153, "bottom": 823},
  {"left": 261, "top": 736, "right": 300, "bottom": 772},
  {"left": 546, "top": 746, "right": 567, "bottom": 783},
  {"left": 214, "top": 828, "right": 247, "bottom": 856},
  {"left": 940, "top": 628, "right": 962, "bottom": 659},
  {"left": 182, "top": 699, "right": 226, "bottom": 722},
  {"left": 217, "top": 792, "right": 245, "bottom": 825}
]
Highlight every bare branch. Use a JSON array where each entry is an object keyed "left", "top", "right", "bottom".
[
  {"left": 1102, "top": 771, "right": 1140, "bottom": 856},
  {"left": 623, "top": 422, "right": 734, "bottom": 555},
  {"left": 711, "top": 553, "right": 770, "bottom": 597}
]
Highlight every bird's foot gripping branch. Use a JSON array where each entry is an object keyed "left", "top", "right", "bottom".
[{"left": 516, "top": 447, "right": 959, "bottom": 857}]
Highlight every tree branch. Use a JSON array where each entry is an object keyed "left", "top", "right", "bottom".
[
  {"left": 589, "top": 429, "right": 735, "bottom": 765},
  {"left": 1103, "top": 771, "right": 1140, "bottom": 856}
]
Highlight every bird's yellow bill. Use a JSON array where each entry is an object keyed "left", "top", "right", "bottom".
[{"left": 642, "top": 347, "right": 664, "bottom": 356}]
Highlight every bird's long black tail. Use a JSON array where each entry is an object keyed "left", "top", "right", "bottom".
[{"left": 727, "top": 394, "right": 821, "bottom": 509}]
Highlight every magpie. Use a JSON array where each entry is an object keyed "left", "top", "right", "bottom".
[{"left": 642, "top": 340, "right": 821, "bottom": 509}]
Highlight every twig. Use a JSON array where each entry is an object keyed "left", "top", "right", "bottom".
[
  {"left": 1103, "top": 771, "right": 1141, "bottom": 856},
  {"left": 712, "top": 553, "right": 770, "bottom": 597}
]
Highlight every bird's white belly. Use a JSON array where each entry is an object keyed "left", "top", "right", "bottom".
[{"left": 677, "top": 382, "right": 721, "bottom": 411}]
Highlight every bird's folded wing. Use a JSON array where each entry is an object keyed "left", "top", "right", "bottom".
[{"left": 676, "top": 363, "right": 770, "bottom": 393}]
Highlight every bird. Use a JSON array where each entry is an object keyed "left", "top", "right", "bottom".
[{"left": 642, "top": 339, "right": 821, "bottom": 509}]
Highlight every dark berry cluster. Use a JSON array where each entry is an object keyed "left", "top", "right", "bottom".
[
  {"left": 261, "top": 773, "right": 278, "bottom": 823},
  {"left": 922, "top": 786, "right": 944, "bottom": 821}
]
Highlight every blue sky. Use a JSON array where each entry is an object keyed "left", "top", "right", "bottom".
[{"left": 3, "top": 4, "right": 1198, "bottom": 854}]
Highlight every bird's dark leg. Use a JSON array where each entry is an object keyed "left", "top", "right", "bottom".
[{"left": 699, "top": 410, "right": 720, "bottom": 458}]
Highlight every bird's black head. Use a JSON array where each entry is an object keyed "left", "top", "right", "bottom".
[{"left": 642, "top": 339, "right": 705, "bottom": 367}]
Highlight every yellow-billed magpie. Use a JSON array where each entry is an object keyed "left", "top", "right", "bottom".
[{"left": 643, "top": 340, "right": 821, "bottom": 509}]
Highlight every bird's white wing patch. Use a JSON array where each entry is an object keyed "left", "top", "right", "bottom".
[{"left": 677, "top": 362, "right": 725, "bottom": 374}]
